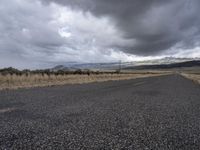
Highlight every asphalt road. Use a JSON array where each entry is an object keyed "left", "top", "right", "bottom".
[{"left": 0, "top": 74, "right": 200, "bottom": 149}]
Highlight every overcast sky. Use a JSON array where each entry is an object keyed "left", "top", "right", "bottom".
[{"left": 0, "top": 0, "right": 200, "bottom": 69}]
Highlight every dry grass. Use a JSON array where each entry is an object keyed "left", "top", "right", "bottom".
[
  {"left": 0, "top": 71, "right": 170, "bottom": 90},
  {"left": 181, "top": 73, "right": 200, "bottom": 84}
]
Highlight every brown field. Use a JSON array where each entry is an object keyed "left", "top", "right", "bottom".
[{"left": 0, "top": 71, "right": 170, "bottom": 90}]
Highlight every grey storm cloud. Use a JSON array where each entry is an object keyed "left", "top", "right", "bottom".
[
  {"left": 44, "top": 0, "right": 200, "bottom": 55},
  {"left": 0, "top": 0, "right": 200, "bottom": 69},
  {"left": 0, "top": 0, "right": 138, "bottom": 69},
  {"left": 0, "top": 0, "right": 68, "bottom": 68}
]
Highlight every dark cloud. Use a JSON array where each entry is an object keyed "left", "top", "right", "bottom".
[
  {"left": 0, "top": 0, "right": 200, "bottom": 69},
  {"left": 44, "top": 0, "right": 200, "bottom": 55},
  {"left": 1, "top": 0, "right": 139, "bottom": 69}
]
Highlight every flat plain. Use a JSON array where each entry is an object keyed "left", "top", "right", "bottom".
[{"left": 0, "top": 74, "right": 200, "bottom": 149}]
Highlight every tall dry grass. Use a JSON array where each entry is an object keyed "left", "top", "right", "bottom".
[
  {"left": 181, "top": 73, "right": 200, "bottom": 84},
  {"left": 0, "top": 72, "right": 169, "bottom": 90}
]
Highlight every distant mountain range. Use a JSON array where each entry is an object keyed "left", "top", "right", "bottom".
[
  {"left": 52, "top": 57, "right": 200, "bottom": 71},
  {"left": 125, "top": 60, "right": 200, "bottom": 70},
  {"left": 135, "top": 57, "right": 197, "bottom": 65}
]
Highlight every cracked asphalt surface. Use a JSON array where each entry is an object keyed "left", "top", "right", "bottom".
[{"left": 0, "top": 74, "right": 200, "bottom": 149}]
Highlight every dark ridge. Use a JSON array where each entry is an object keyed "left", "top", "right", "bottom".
[{"left": 125, "top": 60, "right": 200, "bottom": 70}]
